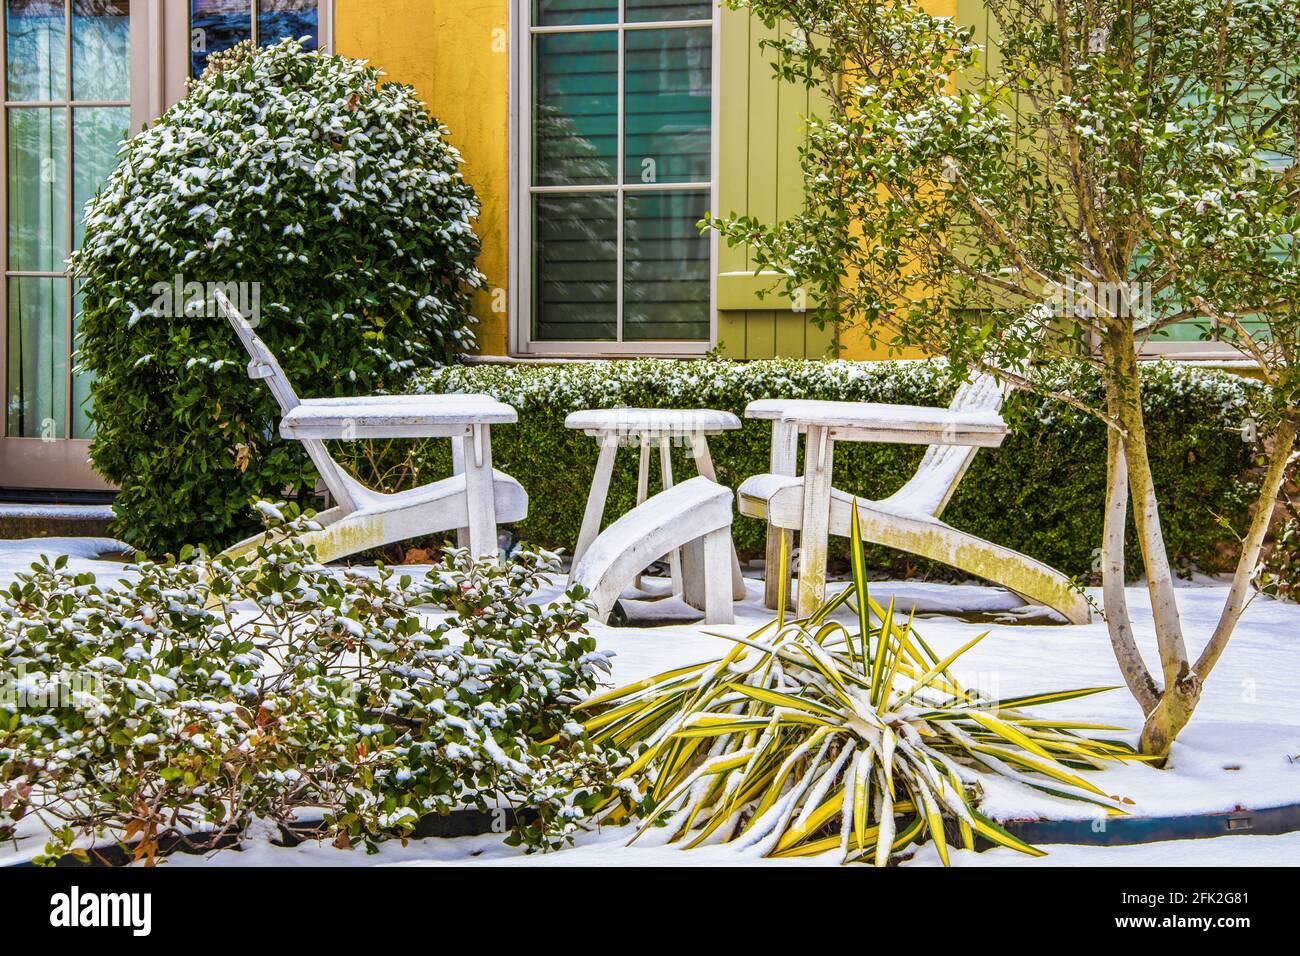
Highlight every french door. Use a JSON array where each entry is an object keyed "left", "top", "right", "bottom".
[{"left": 0, "top": 0, "right": 329, "bottom": 491}]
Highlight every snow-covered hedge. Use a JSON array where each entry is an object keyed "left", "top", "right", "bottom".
[
  {"left": 0, "top": 506, "right": 620, "bottom": 865},
  {"left": 71, "top": 38, "right": 485, "bottom": 556},
  {"left": 367, "top": 358, "right": 1260, "bottom": 579}
]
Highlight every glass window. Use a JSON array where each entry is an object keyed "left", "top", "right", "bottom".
[
  {"left": 623, "top": 27, "right": 711, "bottom": 184},
  {"left": 4, "top": 0, "right": 129, "bottom": 440},
  {"left": 527, "top": 4, "right": 713, "bottom": 347},
  {"left": 4, "top": 0, "right": 65, "bottom": 102},
  {"left": 72, "top": 0, "right": 129, "bottom": 100},
  {"left": 625, "top": 1, "right": 711, "bottom": 24},
  {"left": 623, "top": 190, "right": 710, "bottom": 340},
  {"left": 190, "top": 0, "right": 319, "bottom": 78},
  {"left": 533, "top": 31, "right": 618, "bottom": 186},
  {"left": 535, "top": 0, "right": 617, "bottom": 28}
]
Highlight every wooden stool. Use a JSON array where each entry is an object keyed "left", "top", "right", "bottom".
[{"left": 564, "top": 408, "right": 746, "bottom": 605}]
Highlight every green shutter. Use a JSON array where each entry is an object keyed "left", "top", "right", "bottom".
[{"left": 714, "top": 6, "right": 833, "bottom": 358}]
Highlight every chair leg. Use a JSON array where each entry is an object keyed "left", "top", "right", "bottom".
[
  {"left": 796, "top": 426, "right": 835, "bottom": 618},
  {"left": 570, "top": 436, "right": 619, "bottom": 584},
  {"left": 703, "top": 527, "right": 735, "bottom": 625},
  {"left": 633, "top": 436, "right": 650, "bottom": 589},
  {"left": 451, "top": 436, "right": 469, "bottom": 550},
  {"left": 689, "top": 434, "right": 747, "bottom": 601},
  {"left": 764, "top": 421, "right": 800, "bottom": 609},
  {"left": 463, "top": 424, "right": 499, "bottom": 561},
  {"left": 659, "top": 437, "right": 683, "bottom": 597}
]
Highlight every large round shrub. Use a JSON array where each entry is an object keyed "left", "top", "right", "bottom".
[{"left": 71, "top": 39, "right": 485, "bottom": 555}]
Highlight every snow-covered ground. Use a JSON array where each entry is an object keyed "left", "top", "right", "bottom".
[{"left": 2, "top": 537, "right": 1298, "bottom": 868}]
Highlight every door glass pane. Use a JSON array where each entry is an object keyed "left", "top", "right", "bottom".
[
  {"left": 72, "top": 0, "right": 130, "bottom": 100},
  {"left": 72, "top": 279, "right": 91, "bottom": 438},
  {"left": 623, "top": 190, "right": 709, "bottom": 341},
  {"left": 533, "top": 31, "right": 617, "bottom": 186},
  {"left": 624, "top": 27, "right": 712, "bottom": 184},
  {"left": 190, "top": 0, "right": 252, "bottom": 78},
  {"left": 5, "top": 0, "right": 66, "bottom": 101},
  {"left": 625, "top": 0, "right": 712, "bottom": 23},
  {"left": 72, "top": 106, "right": 128, "bottom": 250},
  {"left": 258, "top": 0, "right": 318, "bottom": 50},
  {"left": 533, "top": 193, "right": 617, "bottom": 340},
  {"left": 534, "top": 0, "right": 617, "bottom": 27},
  {"left": 7, "top": 276, "right": 67, "bottom": 438},
  {"left": 7, "top": 107, "right": 68, "bottom": 272}
]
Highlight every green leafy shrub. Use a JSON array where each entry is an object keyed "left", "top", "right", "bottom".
[
  {"left": 71, "top": 38, "right": 485, "bottom": 556},
  {"left": 0, "top": 507, "right": 620, "bottom": 865},
  {"left": 1259, "top": 505, "right": 1300, "bottom": 602},
  {"left": 372, "top": 358, "right": 1259, "bottom": 581}
]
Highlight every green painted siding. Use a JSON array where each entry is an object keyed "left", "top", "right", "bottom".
[{"left": 714, "top": 6, "right": 833, "bottom": 359}]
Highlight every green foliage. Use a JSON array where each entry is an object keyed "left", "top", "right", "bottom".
[
  {"left": 580, "top": 518, "right": 1140, "bottom": 865},
  {"left": 1259, "top": 503, "right": 1300, "bottom": 602},
  {"left": 70, "top": 38, "right": 485, "bottom": 556},
  {"left": 0, "top": 506, "right": 620, "bottom": 865},
  {"left": 368, "top": 358, "right": 1260, "bottom": 581}
]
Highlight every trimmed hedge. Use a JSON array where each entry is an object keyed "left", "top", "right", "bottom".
[{"left": 346, "top": 359, "right": 1260, "bottom": 581}]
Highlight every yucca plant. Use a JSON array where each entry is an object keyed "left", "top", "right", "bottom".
[{"left": 580, "top": 508, "right": 1145, "bottom": 865}]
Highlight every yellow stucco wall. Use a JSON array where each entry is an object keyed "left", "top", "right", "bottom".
[{"left": 335, "top": 0, "right": 511, "bottom": 356}]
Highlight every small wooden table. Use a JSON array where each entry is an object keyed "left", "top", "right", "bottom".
[
  {"left": 565, "top": 408, "right": 746, "bottom": 600},
  {"left": 746, "top": 399, "right": 1008, "bottom": 616}
]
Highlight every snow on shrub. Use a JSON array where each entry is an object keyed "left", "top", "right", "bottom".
[
  {"left": 0, "top": 507, "right": 621, "bottom": 865},
  {"left": 71, "top": 38, "right": 486, "bottom": 556}
]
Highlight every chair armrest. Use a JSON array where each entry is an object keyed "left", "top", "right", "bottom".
[
  {"left": 746, "top": 399, "right": 1007, "bottom": 448},
  {"left": 281, "top": 395, "right": 517, "bottom": 440}
]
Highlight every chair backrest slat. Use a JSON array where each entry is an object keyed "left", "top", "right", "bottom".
[
  {"left": 213, "top": 290, "right": 358, "bottom": 512},
  {"left": 213, "top": 290, "right": 300, "bottom": 415},
  {"left": 896, "top": 370, "right": 1013, "bottom": 518}
]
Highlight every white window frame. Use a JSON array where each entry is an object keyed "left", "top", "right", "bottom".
[{"left": 509, "top": 1, "right": 720, "bottom": 357}]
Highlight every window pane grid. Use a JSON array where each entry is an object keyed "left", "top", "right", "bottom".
[
  {"left": 3, "top": 0, "right": 128, "bottom": 439},
  {"left": 529, "top": 2, "right": 712, "bottom": 345}
]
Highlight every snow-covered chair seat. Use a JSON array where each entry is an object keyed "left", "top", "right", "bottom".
[
  {"left": 739, "top": 374, "right": 1091, "bottom": 624},
  {"left": 214, "top": 290, "right": 526, "bottom": 563}
]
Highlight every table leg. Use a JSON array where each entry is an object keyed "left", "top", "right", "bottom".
[
  {"left": 451, "top": 435, "right": 470, "bottom": 550},
  {"left": 659, "top": 436, "right": 683, "bottom": 597},
  {"left": 463, "top": 424, "right": 499, "bottom": 561},
  {"left": 634, "top": 436, "right": 651, "bottom": 589},
  {"left": 689, "top": 434, "right": 747, "bottom": 601},
  {"left": 764, "top": 420, "right": 800, "bottom": 610},
  {"left": 570, "top": 434, "right": 619, "bottom": 583},
  {"left": 796, "top": 424, "right": 834, "bottom": 618}
]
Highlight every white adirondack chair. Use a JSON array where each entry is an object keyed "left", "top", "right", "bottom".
[
  {"left": 739, "top": 372, "right": 1092, "bottom": 624},
  {"left": 214, "top": 291, "right": 527, "bottom": 564}
]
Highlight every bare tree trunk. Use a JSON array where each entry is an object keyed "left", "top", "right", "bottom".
[
  {"left": 1102, "top": 324, "right": 1193, "bottom": 761},
  {"left": 1138, "top": 420, "right": 1297, "bottom": 760},
  {"left": 1197, "top": 417, "right": 1298, "bottom": 676},
  {"left": 1102, "top": 425, "right": 1160, "bottom": 714}
]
